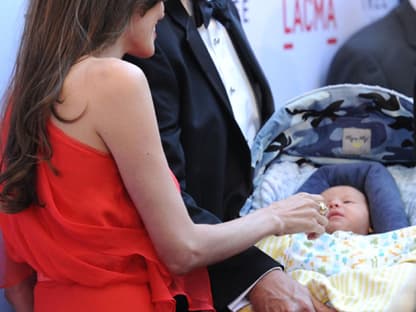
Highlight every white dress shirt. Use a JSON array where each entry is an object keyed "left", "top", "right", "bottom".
[
  {"left": 198, "top": 19, "right": 260, "bottom": 147},
  {"left": 182, "top": 0, "right": 260, "bottom": 147}
]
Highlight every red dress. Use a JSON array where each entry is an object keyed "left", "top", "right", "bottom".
[{"left": 0, "top": 121, "right": 214, "bottom": 311}]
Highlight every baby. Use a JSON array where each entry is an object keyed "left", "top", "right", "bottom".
[
  {"left": 257, "top": 182, "right": 413, "bottom": 276},
  {"left": 323, "top": 185, "right": 370, "bottom": 235},
  {"left": 242, "top": 164, "right": 413, "bottom": 311}
]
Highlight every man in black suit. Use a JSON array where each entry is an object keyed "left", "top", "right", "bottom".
[
  {"left": 326, "top": 0, "right": 416, "bottom": 97},
  {"left": 125, "top": 1, "right": 332, "bottom": 311}
]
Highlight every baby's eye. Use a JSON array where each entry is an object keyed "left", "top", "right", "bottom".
[{"left": 343, "top": 200, "right": 353, "bottom": 204}]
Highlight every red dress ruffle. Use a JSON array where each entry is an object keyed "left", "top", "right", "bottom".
[{"left": 0, "top": 121, "right": 214, "bottom": 311}]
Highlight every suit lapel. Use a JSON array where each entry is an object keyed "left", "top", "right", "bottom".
[
  {"left": 166, "top": 0, "right": 233, "bottom": 115},
  {"left": 222, "top": 11, "right": 275, "bottom": 123}
]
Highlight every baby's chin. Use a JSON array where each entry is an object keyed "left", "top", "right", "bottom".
[
  {"left": 325, "top": 220, "right": 351, "bottom": 234},
  {"left": 326, "top": 223, "right": 369, "bottom": 235}
]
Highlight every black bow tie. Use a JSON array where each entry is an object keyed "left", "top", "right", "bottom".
[{"left": 192, "top": 0, "right": 229, "bottom": 28}]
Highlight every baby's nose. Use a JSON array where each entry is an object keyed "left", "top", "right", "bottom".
[{"left": 327, "top": 200, "right": 340, "bottom": 209}]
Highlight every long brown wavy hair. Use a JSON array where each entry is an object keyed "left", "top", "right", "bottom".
[{"left": 0, "top": 0, "right": 164, "bottom": 213}]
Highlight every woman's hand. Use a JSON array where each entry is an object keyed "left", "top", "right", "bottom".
[{"left": 265, "top": 192, "right": 328, "bottom": 237}]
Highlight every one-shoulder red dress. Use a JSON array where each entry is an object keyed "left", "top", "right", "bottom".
[{"left": 0, "top": 121, "right": 214, "bottom": 312}]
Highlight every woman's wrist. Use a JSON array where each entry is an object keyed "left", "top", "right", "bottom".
[{"left": 256, "top": 206, "right": 284, "bottom": 236}]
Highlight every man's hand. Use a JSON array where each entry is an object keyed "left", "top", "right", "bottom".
[{"left": 248, "top": 269, "right": 336, "bottom": 312}]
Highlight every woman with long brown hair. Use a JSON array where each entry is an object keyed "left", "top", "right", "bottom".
[{"left": 0, "top": 1, "right": 329, "bottom": 311}]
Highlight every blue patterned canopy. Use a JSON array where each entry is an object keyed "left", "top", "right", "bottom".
[
  {"left": 251, "top": 84, "right": 415, "bottom": 185},
  {"left": 241, "top": 84, "right": 415, "bottom": 217}
]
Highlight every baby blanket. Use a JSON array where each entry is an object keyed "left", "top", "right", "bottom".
[{"left": 240, "top": 226, "right": 416, "bottom": 311}]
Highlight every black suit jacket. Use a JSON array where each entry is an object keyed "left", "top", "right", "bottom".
[
  {"left": 124, "top": 0, "right": 279, "bottom": 310},
  {"left": 326, "top": 0, "right": 416, "bottom": 97}
]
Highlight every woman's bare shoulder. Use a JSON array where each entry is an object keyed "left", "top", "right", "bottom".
[
  {"left": 65, "top": 57, "right": 149, "bottom": 110},
  {"left": 56, "top": 56, "right": 153, "bottom": 152},
  {"left": 80, "top": 57, "right": 146, "bottom": 92}
]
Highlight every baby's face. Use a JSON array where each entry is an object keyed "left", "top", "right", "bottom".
[{"left": 322, "top": 185, "right": 370, "bottom": 235}]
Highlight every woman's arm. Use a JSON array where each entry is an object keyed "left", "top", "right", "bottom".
[{"left": 77, "top": 59, "right": 328, "bottom": 274}]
